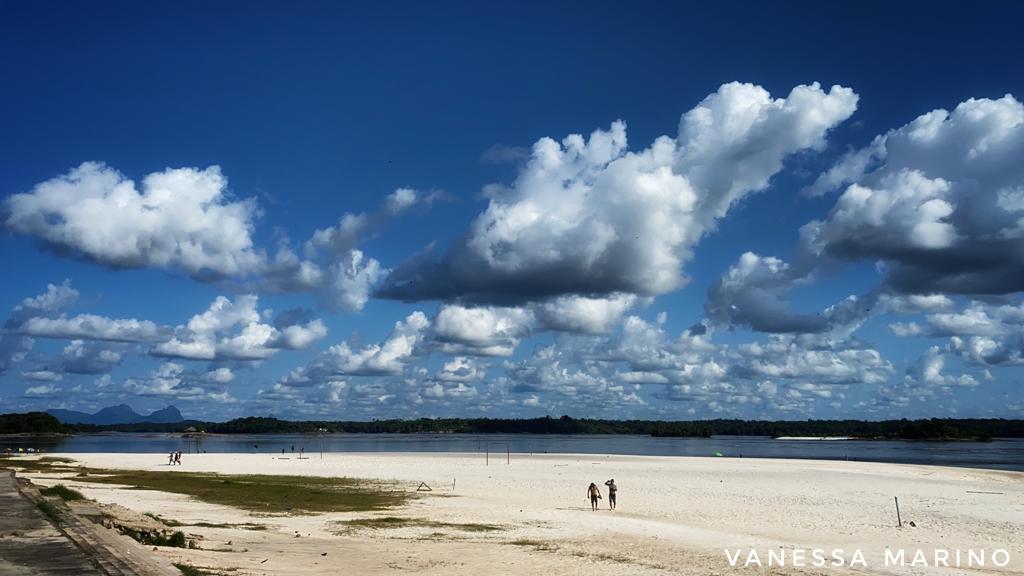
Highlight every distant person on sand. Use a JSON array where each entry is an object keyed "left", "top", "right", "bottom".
[
  {"left": 174, "top": 451, "right": 181, "bottom": 465},
  {"left": 168, "top": 452, "right": 174, "bottom": 465},
  {"left": 604, "top": 479, "right": 617, "bottom": 510},
  {"left": 587, "top": 482, "right": 602, "bottom": 511}
]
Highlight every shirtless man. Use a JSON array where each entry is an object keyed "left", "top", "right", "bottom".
[{"left": 587, "top": 482, "right": 602, "bottom": 511}]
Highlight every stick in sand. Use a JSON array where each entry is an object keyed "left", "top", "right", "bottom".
[{"left": 894, "top": 496, "right": 902, "bottom": 527}]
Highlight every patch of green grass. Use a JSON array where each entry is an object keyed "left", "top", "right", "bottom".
[
  {"left": 168, "top": 531, "right": 187, "bottom": 548},
  {"left": 119, "top": 526, "right": 188, "bottom": 548},
  {"left": 40, "top": 484, "right": 85, "bottom": 501},
  {"left": 143, "top": 514, "right": 267, "bottom": 531},
  {"left": 173, "top": 563, "right": 213, "bottom": 576},
  {"left": 1, "top": 458, "right": 79, "bottom": 474},
  {"left": 76, "top": 470, "right": 410, "bottom": 514},
  {"left": 36, "top": 500, "right": 62, "bottom": 527},
  {"left": 417, "top": 531, "right": 452, "bottom": 541},
  {"left": 567, "top": 550, "right": 657, "bottom": 568},
  {"left": 38, "top": 457, "right": 76, "bottom": 464},
  {"left": 590, "top": 552, "right": 636, "bottom": 565},
  {"left": 193, "top": 521, "right": 268, "bottom": 530},
  {"left": 337, "top": 516, "right": 503, "bottom": 533},
  {"left": 509, "top": 539, "right": 558, "bottom": 552}
]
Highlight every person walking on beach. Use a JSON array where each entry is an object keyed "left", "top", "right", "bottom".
[
  {"left": 587, "top": 482, "right": 602, "bottom": 511},
  {"left": 604, "top": 479, "right": 617, "bottom": 510},
  {"left": 174, "top": 451, "right": 181, "bottom": 465},
  {"left": 168, "top": 452, "right": 174, "bottom": 466}
]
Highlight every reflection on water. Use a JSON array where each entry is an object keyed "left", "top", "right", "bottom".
[{"left": 2, "top": 433, "right": 1021, "bottom": 471}]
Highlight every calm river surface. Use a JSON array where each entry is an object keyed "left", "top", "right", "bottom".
[{"left": 3, "top": 433, "right": 1022, "bottom": 471}]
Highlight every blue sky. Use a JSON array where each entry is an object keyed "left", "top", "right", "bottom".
[{"left": 2, "top": 0, "right": 1023, "bottom": 421}]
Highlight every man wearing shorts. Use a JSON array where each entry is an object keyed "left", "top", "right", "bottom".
[
  {"left": 587, "top": 483, "right": 602, "bottom": 511},
  {"left": 604, "top": 479, "right": 617, "bottom": 510}
]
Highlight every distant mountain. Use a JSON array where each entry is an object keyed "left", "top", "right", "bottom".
[
  {"left": 146, "top": 406, "right": 184, "bottom": 424},
  {"left": 47, "top": 404, "right": 184, "bottom": 425}
]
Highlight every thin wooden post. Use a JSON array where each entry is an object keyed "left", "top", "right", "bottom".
[
  {"left": 486, "top": 448, "right": 489, "bottom": 466},
  {"left": 894, "top": 496, "right": 902, "bottom": 527},
  {"left": 506, "top": 445, "right": 510, "bottom": 465}
]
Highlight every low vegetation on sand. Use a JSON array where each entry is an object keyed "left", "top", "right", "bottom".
[
  {"left": 75, "top": 470, "right": 411, "bottom": 514},
  {"left": 172, "top": 563, "right": 214, "bottom": 576},
  {"left": 40, "top": 484, "right": 85, "bottom": 501},
  {"left": 336, "top": 516, "right": 503, "bottom": 533},
  {"left": 0, "top": 456, "right": 81, "bottom": 474},
  {"left": 145, "top": 513, "right": 267, "bottom": 531},
  {"left": 120, "top": 527, "right": 189, "bottom": 548},
  {"left": 509, "top": 539, "right": 558, "bottom": 552}
]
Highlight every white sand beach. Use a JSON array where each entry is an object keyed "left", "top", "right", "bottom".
[{"left": 25, "top": 453, "right": 1024, "bottom": 575}]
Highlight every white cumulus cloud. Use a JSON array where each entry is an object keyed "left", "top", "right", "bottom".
[
  {"left": 379, "top": 82, "right": 857, "bottom": 305},
  {"left": 4, "top": 162, "right": 261, "bottom": 278},
  {"left": 432, "top": 304, "right": 534, "bottom": 356},
  {"left": 152, "top": 295, "right": 326, "bottom": 361},
  {"left": 328, "top": 311, "right": 429, "bottom": 375},
  {"left": 19, "top": 314, "right": 169, "bottom": 342},
  {"left": 803, "top": 93, "right": 1024, "bottom": 295},
  {"left": 534, "top": 293, "right": 638, "bottom": 334}
]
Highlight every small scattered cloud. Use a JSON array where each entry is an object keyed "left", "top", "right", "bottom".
[
  {"left": 152, "top": 295, "right": 326, "bottom": 361},
  {"left": 480, "top": 144, "right": 529, "bottom": 164},
  {"left": 327, "top": 311, "right": 429, "bottom": 375}
]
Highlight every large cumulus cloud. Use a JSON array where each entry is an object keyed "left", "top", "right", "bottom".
[
  {"left": 803, "top": 94, "right": 1024, "bottom": 295},
  {"left": 378, "top": 82, "right": 857, "bottom": 304},
  {"left": 706, "top": 93, "right": 1024, "bottom": 344},
  {"left": 4, "top": 163, "right": 261, "bottom": 278},
  {"left": 5, "top": 163, "right": 432, "bottom": 313}
]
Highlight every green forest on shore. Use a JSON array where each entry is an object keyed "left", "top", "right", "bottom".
[{"left": 2, "top": 412, "right": 1022, "bottom": 440}]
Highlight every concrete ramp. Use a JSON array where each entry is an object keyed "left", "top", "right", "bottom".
[
  {"left": 1, "top": 469, "right": 181, "bottom": 576},
  {"left": 0, "top": 469, "right": 103, "bottom": 575}
]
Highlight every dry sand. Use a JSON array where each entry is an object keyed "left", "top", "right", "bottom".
[{"left": 25, "top": 452, "right": 1024, "bottom": 575}]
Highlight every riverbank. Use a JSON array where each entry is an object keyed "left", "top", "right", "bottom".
[
  {"left": 5, "top": 433, "right": 1022, "bottom": 471},
  {"left": 773, "top": 436, "right": 853, "bottom": 440},
  {"left": 15, "top": 452, "right": 1024, "bottom": 575}
]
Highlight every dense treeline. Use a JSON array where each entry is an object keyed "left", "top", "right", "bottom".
[
  {"left": 47, "top": 415, "right": 1024, "bottom": 440},
  {"left": 66, "top": 421, "right": 208, "bottom": 434},
  {"left": 0, "top": 412, "right": 68, "bottom": 434}
]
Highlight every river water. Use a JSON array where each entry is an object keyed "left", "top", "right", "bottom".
[{"left": 3, "top": 433, "right": 1022, "bottom": 471}]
